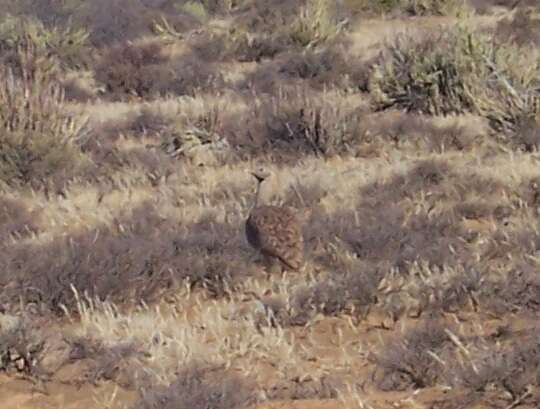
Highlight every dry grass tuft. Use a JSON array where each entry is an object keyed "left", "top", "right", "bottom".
[
  {"left": 0, "top": 42, "right": 89, "bottom": 188},
  {"left": 134, "top": 365, "right": 258, "bottom": 409},
  {"left": 289, "top": 0, "right": 347, "bottom": 49},
  {"left": 0, "top": 196, "right": 40, "bottom": 243}
]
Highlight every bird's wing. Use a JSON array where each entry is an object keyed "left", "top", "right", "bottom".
[{"left": 250, "top": 207, "right": 304, "bottom": 270}]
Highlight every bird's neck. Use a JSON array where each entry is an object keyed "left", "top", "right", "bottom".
[{"left": 254, "top": 179, "right": 275, "bottom": 208}]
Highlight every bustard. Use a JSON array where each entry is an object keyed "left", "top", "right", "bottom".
[{"left": 245, "top": 167, "right": 308, "bottom": 273}]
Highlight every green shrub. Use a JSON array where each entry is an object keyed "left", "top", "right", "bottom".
[
  {"left": 289, "top": 0, "right": 346, "bottom": 49},
  {"left": 0, "top": 14, "right": 89, "bottom": 70},
  {"left": 226, "top": 0, "right": 346, "bottom": 55},
  {"left": 369, "top": 26, "right": 540, "bottom": 134},
  {"left": 0, "top": 43, "right": 89, "bottom": 187},
  {"left": 180, "top": 1, "right": 209, "bottom": 22}
]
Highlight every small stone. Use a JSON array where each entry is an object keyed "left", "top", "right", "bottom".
[{"left": 15, "top": 358, "right": 25, "bottom": 371}]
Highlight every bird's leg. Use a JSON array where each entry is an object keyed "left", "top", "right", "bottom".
[
  {"left": 249, "top": 251, "right": 262, "bottom": 264},
  {"left": 267, "top": 261, "right": 284, "bottom": 276},
  {"left": 249, "top": 252, "right": 273, "bottom": 277},
  {"left": 261, "top": 255, "right": 283, "bottom": 276},
  {"left": 258, "top": 253, "right": 282, "bottom": 278}
]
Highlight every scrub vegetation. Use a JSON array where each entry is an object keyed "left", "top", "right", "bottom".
[{"left": 1, "top": 0, "right": 540, "bottom": 408}]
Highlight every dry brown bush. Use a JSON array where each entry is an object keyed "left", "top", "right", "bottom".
[
  {"left": 496, "top": 8, "right": 540, "bottom": 47},
  {"left": 0, "top": 42, "right": 89, "bottom": 188},
  {"left": 288, "top": 158, "right": 540, "bottom": 320},
  {"left": 237, "top": 86, "right": 365, "bottom": 158},
  {"left": 372, "top": 319, "right": 453, "bottom": 390},
  {"left": 0, "top": 197, "right": 40, "bottom": 243},
  {"left": 290, "top": 267, "right": 381, "bottom": 323},
  {"left": 272, "top": 42, "right": 368, "bottom": 90},
  {"left": 0, "top": 203, "right": 251, "bottom": 313},
  {"left": 469, "top": 0, "right": 539, "bottom": 14},
  {"left": 356, "top": 112, "right": 484, "bottom": 153},
  {"left": 95, "top": 41, "right": 222, "bottom": 99},
  {"left": 0, "top": 0, "right": 201, "bottom": 48},
  {"left": 133, "top": 365, "right": 258, "bottom": 409},
  {"left": 67, "top": 337, "right": 145, "bottom": 387},
  {"left": 74, "top": 0, "right": 200, "bottom": 47},
  {"left": 450, "top": 333, "right": 540, "bottom": 405},
  {"left": 345, "top": 0, "right": 471, "bottom": 17},
  {"left": 0, "top": 315, "right": 45, "bottom": 376}
]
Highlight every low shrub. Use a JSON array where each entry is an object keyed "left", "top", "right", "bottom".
[
  {"left": 95, "top": 41, "right": 222, "bottom": 99},
  {"left": 0, "top": 203, "right": 251, "bottom": 312},
  {"left": 0, "top": 43, "right": 89, "bottom": 187},
  {"left": 289, "top": 0, "right": 346, "bottom": 49},
  {"left": 245, "top": 86, "right": 365, "bottom": 157},
  {"left": 214, "top": 0, "right": 347, "bottom": 63},
  {"left": 403, "top": 0, "right": 471, "bottom": 17},
  {"left": 371, "top": 319, "right": 452, "bottom": 390},
  {"left": 0, "top": 197, "right": 39, "bottom": 243},
  {"left": 496, "top": 8, "right": 540, "bottom": 47},
  {"left": 453, "top": 336, "right": 540, "bottom": 399},
  {"left": 134, "top": 365, "right": 257, "bottom": 409},
  {"left": 0, "top": 14, "right": 90, "bottom": 70},
  {"left": 345, "top": 0, "right": 471, "bottom": 17},
  {"left": 276, "top": 44, "right": 364, "bottom": 90},
  {"left": 370, "top": 26, "right": 540, "bottom": 134},
  {"left": 0, "top": 315, "right": 44, "bottom": 376}
]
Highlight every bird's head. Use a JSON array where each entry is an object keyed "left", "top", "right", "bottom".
[{"left": 250, "top": 166, "right": 271, "bottom": 183}]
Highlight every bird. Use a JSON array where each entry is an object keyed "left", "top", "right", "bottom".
[{"left": 245, "top": 166, "right": 309, "bottom": 273}]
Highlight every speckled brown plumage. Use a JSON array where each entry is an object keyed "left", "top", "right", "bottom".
[
  {"left": 246, "top": 205, "right": 304, "bottom": 271},
  {"left": 245, "top": 167, "right": 306, "bottom": 272}
]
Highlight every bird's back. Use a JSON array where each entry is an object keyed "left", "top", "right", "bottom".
[{"left": 246, "top": 205, "right": 304, "bottom": 271}]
